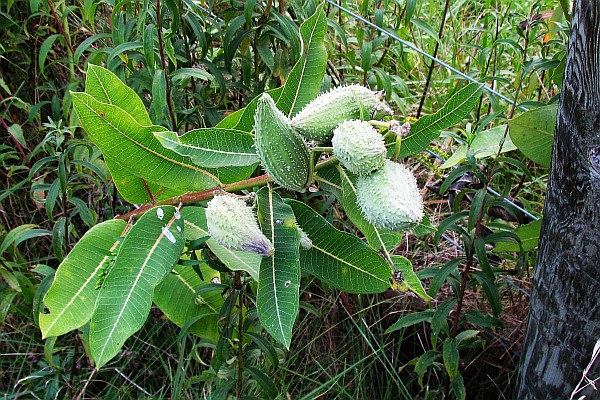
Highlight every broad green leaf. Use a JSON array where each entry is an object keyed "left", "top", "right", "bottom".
[
  {"left": 386, "top": 310, "right": 435, "bottom": 333},
  {"left": 390, "top": 255, "right": 432, "bottom": 302},
  {"left": 287, "top": 199, "right": 391, "bottom": 294},
  {"left": 154, "top": 263, "right": 222, "bottom": 342},
  {"left": 401, "top": 82, "right": 484, "bottom": 157},
  {"left": 337, "top": 166, "right": 403, "bottom": 250},
  {"left": 181, "top": 207, "right": 260, "bottom": 281},
  {"left": 313, "top": 163, "right": 343, "bottom": 200},
  {"left": 493, "top": 219, "right": 542, "bottom": 253},
  {"left": 154, "top": 128, "right": 259, "bottom": 168},
  {"left": 277, "top": 3, "right": 327, "bottom": 118},
  {"left": 85, "top": 64, "right": 151, "bottom": 125},
  {"left": 90, "top": 206, "right": 184, "bottom": 368},
  {"left": 443, "top": 338, "right": 459, "bottom": 378},
  {"left": 441, "top": 125, "right": 517, "bottom": 169},
  {"left": 84, "top": 64, "right": 181, "bottom": 203},
  {"left": 72, "top": 92, "right": 220, "bottom": 192},
  {"left": 40, "top": 219, "right": 126, "bottom": 338},
  {"left": 509, "top": 104, "right": 557, "bottom": 167},
  {"left": 256, "top": 187, "right": 300, "bottom": 349}
]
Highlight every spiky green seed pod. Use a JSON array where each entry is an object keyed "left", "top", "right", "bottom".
[
  {"left": 206, "top": 195, "right": 274, "bottom": 256},
  {"left": 291, "top": 85, "right": 392, "bottom": 141},
  {"left": 356, "top": 160, "right": 424, "bottom": 231},
  {"left": 254, "top": 93, "right": 311, "bottom": 191},
  {"left": 332, "top": 120, "right": 386, "bottom": 175}
]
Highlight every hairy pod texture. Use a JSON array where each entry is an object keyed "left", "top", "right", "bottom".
[
  {"left": 356, "top": 160, "right": 424, "bottom": 231},
  {"left": 254, "top": 93, "right": 311, "bottom": 191},
  {"left": 291, "top": 85, "right": 392, "bottom": 141},
  {"left": 332, "top": 120, "right": 386, "bottom": 175},
  {"left": 206, "top": 195, "right": 274, "bottom": 256}
]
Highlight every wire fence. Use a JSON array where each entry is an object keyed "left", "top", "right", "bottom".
[{"left": 324, "top": 0, "right": 537, "bottom": 296}]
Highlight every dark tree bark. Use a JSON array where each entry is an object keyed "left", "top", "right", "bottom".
[{"left": 514, "top": 1, "right": 600, "bottom": 398}]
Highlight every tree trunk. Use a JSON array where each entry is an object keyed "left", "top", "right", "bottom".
[{"left": 514, "top": 1, "right": 600, "bottom": 398}]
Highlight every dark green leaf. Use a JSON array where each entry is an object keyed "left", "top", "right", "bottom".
[
  {"left": 287, "top": 200, "right": 391, "bottom": 294},
  {"left": 256, "top": 187, "right": 300, "bottom": 348}
]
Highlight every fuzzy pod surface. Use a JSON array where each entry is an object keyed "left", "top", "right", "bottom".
[
  {"left": 332, "top": 120, "right": 386, "bottom": 175},
  {"left": 291, "top": 85, "right": 391, "bottom": 141},
  {"left": 206, "top": 195, "right": 274, "bottom": 256},
  {"left": 356, "top": 160, "right": 424, "bottom": 231},
  {"left": 254, "top": 93, "right": 310, "bottom": 191}
]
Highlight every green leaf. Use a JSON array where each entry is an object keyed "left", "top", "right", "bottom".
[
  {"left": 494, "top": 219, "right": 542, "bottom": 253},
  {"left": 40, "top": 219, "right": 126, "bottom": 338},
  {"left": 170, "top": 67, "right": 213, "bottom": 83},
  {"left": 181, "top": 207, "right": 260, "bottom": 281},
  {"left": 451, "top": 374, "right": 466, "bottom": 400},
  {"left": 390, "top": 255, "right": 432, "bottom": 301},
  {"left": 401, "top": 82, "right": 484, "bottom": 157},
  {"left": 90, "top": 206, "right": 184, "bottom": 368},
  {"left": 287, "top": 200, "right": 391, "bottom": 294},
  {"left": 508, "top": 104, "right": 557, "bottom": 167},
  {"left": 276, "top": 3, "right": 327, "bottom": 117},
  {"left": 385, "top": 310, "right": 435, "bottom": 333},
  {"left": 150, "top": 69, "right": 168, "bottom": 126},
  {"left": 153, "top": 263, "right": 222, "bottom": 343},
  {"left": 256, "top": 187, "right": 300, "bottom": 349},
  {"left": 83, "top": 64, "right": 181, "bottom": 203},
  {"left": 411, "top": 18, "right": 441, "bottom": 44},
  {"left": 7, "top": 123, "right": 26, "bottom": 147},
  {"left": 427, "top": 258, "right": 462, "bottom": 297},
  {"left": 441, "top": 125, "right": 517, "bottom": 169},
  {"left": 85, "top": 64, "right": 151, "bottom": 125},
  {"left": 106, "top": 41, "right": 144, "bottom": 66},
  {"left": 39, "top": 34, "right": 60, "bottom": 75},
  {"left": 442, "top": 338, "right": 459, "bottom": 378},
  {"left": 245, "top": 366, "right": 279, "bottom": 400},
  {"left": 0, "top": 224, "right": 51, "bottom": 255},
  {"left": 71, "top": 92, "right": 220, "bottom": 192},
  {"left": 154, "top": 128, "right": 259, "bottom": 168},
  {"left": 431, "top": 299, "right": 456, "bottom": 339},
  {"left": 414, "top": 350, "right": 438, "bottom": 387},
  {"left": 473, "top": 271, "right": 501, "bottom": 316}
]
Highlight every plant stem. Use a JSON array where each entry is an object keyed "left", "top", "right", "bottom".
[
  {"left": 46, "top": 0, "right": 75, "bottom": 56},
  {"left": 235, "top": 271, "right": 244, "bottom": 399},
  {"left": 156, "top": 0, "right": 177, "bottom": 130},
  {"left": 415, "top": 0, "right": 451, "bottom": 119},
  {"left": 116, "top": 153, "right": 345, "bottom": 220}
]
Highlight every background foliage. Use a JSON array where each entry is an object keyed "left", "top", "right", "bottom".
[{"left": 1, "top": 0, "right": 567, "bottom": 398}]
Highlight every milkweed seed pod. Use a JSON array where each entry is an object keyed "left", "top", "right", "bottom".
[
  {"left": 332, "top": 120, "right": 386, "bottom": 175},
  {"left": 356, "top": 160, "right": 424, "bottom": 231},
  {"left": 254, "top": 93, "right": 311, "bottom": 191},
  {"left": 206, "top": 195, "right": 274, "bottom": 256},
  {"left": 291, "top": 85, "right": 392, "bottom": 141}
]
